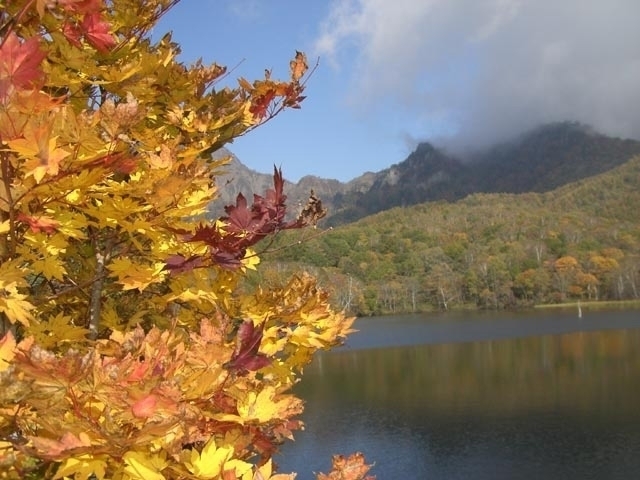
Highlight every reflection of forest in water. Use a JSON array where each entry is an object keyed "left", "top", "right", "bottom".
[{"left": 297, "top": 328, "right": 640, "bottom": 417}]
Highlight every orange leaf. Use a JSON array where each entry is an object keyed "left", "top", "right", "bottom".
[
  {"left": 17, "top": 213, "right": 60, "bottom": 234},
  {"left": 132, "top": 394, "right": 158, "bottom": 419},
  {"left": 316, "top": 453, "right": 375, "bottom": 480},
  {"left": 31, "top": 432, "right": 92, "bottom": 460},
  {"left": 127, "top": 361, "right": 150, "bottom": 383},
  {"left": 238, "top": 77, "right": 253, "bottom": 91},
  {"left": 289, "top": 51, "right": 308, "bottom": 82},
  {"left": 8, "top": 123, "right": 70, "bottom": 182},
  {"left": 0, "top": 331, "right": 16, "bottom": 373}
]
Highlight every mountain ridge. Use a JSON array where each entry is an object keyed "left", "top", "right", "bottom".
[{"left": 209, "top": 121, "right": 640, "bottom": 225}]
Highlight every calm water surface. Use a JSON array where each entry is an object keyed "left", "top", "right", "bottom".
[{"left": 276, "top": 308, "right": 640, "bottom": 479}]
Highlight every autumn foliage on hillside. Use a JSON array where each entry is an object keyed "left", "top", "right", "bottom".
[{"left": 0, "top": 1, "right": 372, "bottom": 478}]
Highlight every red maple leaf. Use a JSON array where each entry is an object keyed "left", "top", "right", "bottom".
[
  {"left": 188, "top": 216, "right": 258, "bottom": 268},
  {"left": 166, "top": 167, "right": 309, "bottom": 271},
  {"left": 211, "top": 250, "right": 244, "bottom": 270},
  {"left": 255, "top": 167, "right": 287, "bottom": 222},
  {"left": 225, "top": 320, "right": 270, "bottom": 373},
  {"left": 100, "top": 152, "right": 138, "bottom": 174},
  {"left": 0, "top": 33, "right": 45, "bottom": 95},
  {"left": 249, "top": 89, "right": 276, "bottom": 120},
  {"left": 81, "top": 12, "right": 117, "bottom": 53},
  {"left": 190, "top": 223, "right": 227, "bottom": 246},
  {"left": 62, "top": 22, "right": 83, "bottom": 49},
  {"left": 224, "top": 193, "right": 267, "bottom": 234},
  {"left": 163, "top": 254, "right": 204, "bottom": 274},
  {"left": 222, "top": 167, "right": 289, "bottom": 238}
]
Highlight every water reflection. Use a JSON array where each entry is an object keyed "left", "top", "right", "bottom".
[{"left": 277, "top": 318, "right": 640, "bottom": 479}]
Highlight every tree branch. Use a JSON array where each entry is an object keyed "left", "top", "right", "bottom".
[{"left": 87, "top": 235, "right": 114, "bottom": 340}]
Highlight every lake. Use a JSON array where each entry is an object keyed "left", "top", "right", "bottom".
[{"left": 275, "top": 308, "right": 640, "bottom": 479}]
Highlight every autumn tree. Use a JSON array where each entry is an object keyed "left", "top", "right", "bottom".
[
  {"left": 589, "top": 249, "right": 623, "bottom": 298},
  {"left": 513, "top": 268, "right": 551, "bottom": 303},
  {"left": 552, "top": 255, "right": 581, "bottom": 300},
  {"left": 0, "top": 1, "right": 372, "bottom": 479}
]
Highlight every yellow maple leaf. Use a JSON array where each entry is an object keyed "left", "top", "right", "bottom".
[
  {"left": 166, "top": 287, "right": 217, "bottom": 305},
  {"left": 147, "top": 174, "right": 191, "bottom": 211},
  {"left": 241, "top": 248, "right": 260, "bottom": 271},
  {"left": 108, "top": 257, "right": 167, "bottom": 291},
  {"left": 32, "top": 254, "right": 67, "bottom": 281},
  {"left": 0, "top": 260, "right": 28, "bottom": 288},
  {"left": 23, "top": 231, "right": 68, "bottom": 256},
  {"left": 237, "top": 386, "right": 301, "bottom": 424},
  {"left": 0, "top": 289, "right": 34, "bottom": 326},
  {"left": 253, "top": 459, "right": 275, "bottom": 480},
  {"left": 52, "top": 454, "right": 108, "bottom": 480},
  {"left": 122, "top": 450, "right": 168, "bottom": 480},
  {"left": 183, "top": 437, "right": 234, "bottom": 479},
  {"left": 176, "top": 185, "right": 217, "bottom": 214},
  {"left": 223, "top": 458, "right": 253, "bottom": 480},
  {"left": 253, "top": 459, "right": 297, "bottom": 480},
  {"left": 52, "top": 210, "right": 88, "bottom": 239},
  {"left": 28, "top": 313, "right": 88, "bottom": 348}
]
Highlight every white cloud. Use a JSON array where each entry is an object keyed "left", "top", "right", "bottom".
[
  {"left": 314, "top": 0, "right": 640, "bottom": 150},
  {"left": 224, "top": 0, "right": 263, "bottom": 22}
]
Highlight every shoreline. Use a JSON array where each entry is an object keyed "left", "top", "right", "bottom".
[{"left": 534, "top": 299, "right": 640, "bottom": 311}]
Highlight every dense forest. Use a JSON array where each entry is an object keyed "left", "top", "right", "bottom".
[{"left": 249, "top": 156, "right": 640, "bottom": 315}]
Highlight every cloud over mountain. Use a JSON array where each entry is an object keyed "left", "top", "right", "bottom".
[{"left": 314, "top": 0, "right": 640, "bottom": 151}]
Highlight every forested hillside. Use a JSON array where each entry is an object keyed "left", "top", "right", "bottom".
[{"left": 253, "top": 156, "right": 640, "bottom": 315}]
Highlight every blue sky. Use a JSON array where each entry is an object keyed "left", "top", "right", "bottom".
[{"left": 158, "top": 0, "right": 640, "bottom": 182}]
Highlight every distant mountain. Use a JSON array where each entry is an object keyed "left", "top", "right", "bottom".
[
  {"left": 207, "top": 149, "right": 348, "bottom": 220},
  {"left": 327, "top": 122, "right": 640, "bottom": 224},
  {"left": 328, "top": 142, "right": 465, "bottom": 225},
  {"left": 461, "top": 122, "right": 640, "bottom": 193},
  {"left": 209, "top": 122, "right": 640, "bottom": 225}
]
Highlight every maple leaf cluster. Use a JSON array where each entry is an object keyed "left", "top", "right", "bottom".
[
  {"left": 167, "top": 167, "right": 322, "bottom": 271},
  {"left": 244, "top": 51, "right": 308, "bottom": 121},
  {"left": 0, "top": 0, "right": 369, "bottom": 479},
  {"left": 63, "top": 11, "right": 117, "bottom": 53},
  {"left": 0, "top": 277, "right": 357, "bottom": 479}
]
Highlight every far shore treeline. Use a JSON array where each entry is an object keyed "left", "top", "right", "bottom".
[{"left": 254, "top": 156, "right": 640, "bottom": 316}]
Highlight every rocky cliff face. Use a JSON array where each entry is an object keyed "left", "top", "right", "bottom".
[{"left": 207, "top": 150, "right": 348, "bottom": 220}]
